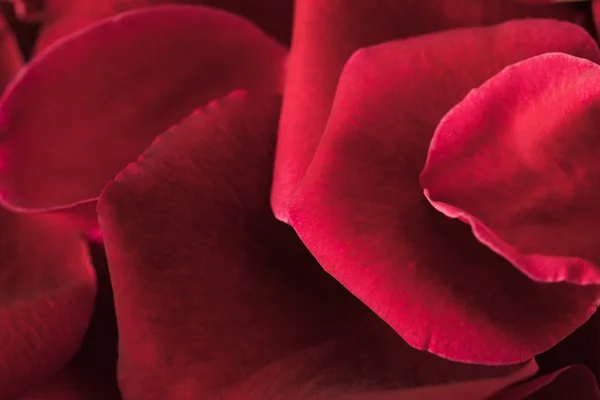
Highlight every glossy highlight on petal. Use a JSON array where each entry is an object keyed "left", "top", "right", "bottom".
[
  {"left": 0, "top": 5, "right": 286, "bottom": 214},
  {"left": 288, "top": 20, "right": 600, "bottom": 365},
  {"left": 0, "top": 211, "right": 96, "bottom": 399}
]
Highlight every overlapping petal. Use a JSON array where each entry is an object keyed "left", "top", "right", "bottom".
[
  {"left": 491, "top": 365, "right": 600, "bottom": 399},
  {"left": 0, "top": 5, "right": 285, "bottom": 217},
  {"left": 287, "top": 20, "right": 600, "bottom": 365},
  {"left": 0, "top": 211, "right": 96, "bottom": 399},
  {"left": 97, "top": 91, "right": 538, "bottom": 399},
  {"left": 28, "top": 0, "right": 293, "bottom": 52},
  {"left": 421, "top": 53, "right": 600, "bottom": 285},
  {"left": 270, "top": 0, "right": 592, "bottom": 221}
]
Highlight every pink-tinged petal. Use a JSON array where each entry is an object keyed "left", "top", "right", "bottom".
[
  {"left": 421, "top": 53, "right": 600, "bottom": 286},
  {"left": 271, "top": 0, "right": 592, "bottom": 222},
  {"left": 34, "top": 0, "right": 293, "bottom": 53},
  {"left": 97, "top": 91, "right": 537, "bottom": 399},
  {"left": 491, "top": 365, "right": 600, "bottom": 399},
  {"left": 0, "top": 211, "right": 96, "bottom": 399},
  {"left": 0, "top": 5, "right": 285, "bottom": 215},
  {"left": 287, "top": 20, "right": 600, "bottom": 365}
]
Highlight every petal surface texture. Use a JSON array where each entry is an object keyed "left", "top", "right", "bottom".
[
  {"left": 270, "top": 0, "right": 592, "bottom": 221},
  {"left": 287, "top": 20, "right": 600, "bottom": 365},
  {"left": 0, "top": 212, "right": 96, "bottom": 399},
  {"left": 35, "top": 0, "right": 293, "bottom": 52},
  {"left": 421, "top": 53, "right": 600, "bottom": 285},
  {"left": 98, "top": 91, "right": 537, "bottom": 399},
  {"left": 0, "top": 5, "right": 285, "bottom": 212}
]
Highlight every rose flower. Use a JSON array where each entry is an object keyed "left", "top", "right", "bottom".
[{"left": 1, "top": 0, "right": 600, "bottom": 399}]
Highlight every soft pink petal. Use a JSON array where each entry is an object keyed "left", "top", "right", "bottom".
[
  {"left": 287, "top": 20, "right": 600, "bottom": 365},
  {"left": 97, "top": 91, "right": 536, "bottom": 399},
  {"left": 421, "top": 53, "right": 600, "bottom": 285},
  {"left": 0, "top": 5, "right": 285, "bottom": 214},
  {"left": 33, "top": 0, "right": 293, "bottom": 52},
  {"left": 0, "top": 211, "right": 96, "bottom": 399},
  {"left": 271, "top": 0, "right": 592, "bottom": 222},
  {"left": 491, "top": 365, "right": 600, "bottom": 399}
]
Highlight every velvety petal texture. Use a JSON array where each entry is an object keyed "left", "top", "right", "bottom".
[
  {"left": 0, "top": 5, "right": 285, "bottom": 214},
  {"left": 0, "top": 211, "right": 96, "bottom": 399},
  {"left": 97, "top": 91, "right": 537, "bottom": 400},
  {"left": 34, "top": 0, "right": 293, "bottom": 52},
  {"left": 287, "top": 20, "right": 600, "bottom": 365},
  {"left": 270, "top": 0, "right": 592, "bottom": 221},
  {"left": 421, "top": 53, "right": 600, "bottom": 285}
]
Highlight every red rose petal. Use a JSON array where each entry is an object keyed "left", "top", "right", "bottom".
[
  {"left": 270, "top": 0, "right": 592, "bottom": 222},
  {"left": 0, "top": 12, "right": 21, "bottom": 87},
  {"left": 0, "top": 211, "right": 96, "bottom": 399},
  {"left": 97, "top": 91, "right": 537, "bottom": 399},
  {"left": 421, "top": 53, "right": 600, "bottom": 285},
  {"left": 34, "top": 0, "right": 293, "bottom": 52},
  {"left": 287, "top": 20, "right": 600, "bottom": 365},
  {"left": 491, "top": 365, "right": 600, "bottom": 400},
  {"left": 0, "top": 5, "right": 285, "bottom": 215}
]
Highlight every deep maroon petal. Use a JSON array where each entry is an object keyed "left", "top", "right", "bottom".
[
  {"left": 97, "top": 91, "right": 537, "bottom": 399},
  {"left": 32, "top": 0, "right": 293, "bottom": 52},
  {"left": 287, "top": 20, "right": 600, "bottom": 364},
  {"left": 271, "top": 0, "right": 592, "bottom": 222},
  {"left": 0, "top": 211, "right": 96, "bottom": 399},
  {"left": 421, "top": 53, "right": 600, "bottom": 285},
  {"left": 491, "top": 365, "right": 600, "bottom": 399},
  {"left": 0, "top": 5, "right": 285, "bottom": 216}
]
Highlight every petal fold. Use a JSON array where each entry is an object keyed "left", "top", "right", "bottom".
[
  {"left": 288, "top": 20, "right": 600, "bottom": 364},
  {"left": 271, "top": 0, "right": 592, "bottom": 221},
  {"left": 0, "top": 5, "right": 285, "bottom": 213},
  {"left": 0, "top": 212, "right": 96, "bottom": 399},
  {"left": 421, "top": 53, "right": 600, "bottom": 285},
  {"left": 98, "top": 91, "right": 536, "bottom": 399}
]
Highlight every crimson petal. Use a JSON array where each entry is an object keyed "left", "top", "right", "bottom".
[
  {"left": 0, "top": 211, "right": 96, "bottom": 399},
  {"left": 270, "top": 0, "right": 591, "bottom": 222},
  {"left": 97, "top": 91, "right": 537, "bottom": 399},
  {"left": 0, "top": 5, "right": 285, "bottom": 216},
  {"left": 287, "top": 20, "right": 600, "bottom": 364},
  {"left": 32, "top": 0, "right": 293, "bottom": 52},
  {"left": 421, "top": 53, "right": 600, "bottom": 285}
]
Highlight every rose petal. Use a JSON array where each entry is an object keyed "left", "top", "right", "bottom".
[
  {"left": 0, "top": 211, "right": 96, "bottom": 399},
  {"left": 287, "top": 20, "right": 600, "bottom": 365},
  {"left": 34, "top": 0, "right": 293, "bottom": 52},
  {"left": 16, "top": 241, "right": 121, "bottom": 400},
  {"left": 270, "top": 0, "right": 592, "bottom": 222},
  {"left": 97, "top": 90, "right": 537, "bottom": 399},
  {"left": 1, "top": 2, "right": 39, "bottom": 59},
  {"left": 0, "top": 10, "right": 22, "bottom": 86},
  {"left": 491, "top": 365, "right": 600, "bottom": 399},
  {"left": 421, "top": 53, "right": 600, "bottom": 286},
  {"left": 537, "top": 310, "right": 600, "bottom": 378},
  {"left": 0, "top": 5, "right": 285, "bottom": 215}
]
